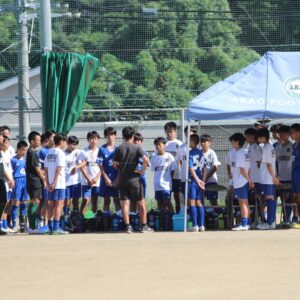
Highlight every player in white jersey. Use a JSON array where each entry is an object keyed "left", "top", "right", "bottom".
[
  {"left": 2, "top": 125, "right": 15, "bottom": 158},
  {"left": 0, "top": 135, "right": 15, "bottom": 232},
  {"left": 230, "top": 133, "right": 253, "bottom": 231},
  {"left": 44, "top": 133, "right": 68, "bottom": 234},
  {"left": 200, "top": 134, "right": 221, "bottom": 211},
  {"left": 64, "top": 136, "right": 82, "bottom": 217},
  {"left": 244, "top": 128, "right": 263, "bottom": 225},
  {"left": 257, "top": 128, "right": 280, "bottom": 230},
  {"left": 164, "top": 122, "right": 183, "bottom": 213},
  {"left": 276, "top": 125, "right": 294, "bottom": 223},
  {"left": 78, "top": 131, "right": 101, "bottom": 214},
  {"left": 151, "top": 137, "right": 176, "bottom": 212}
]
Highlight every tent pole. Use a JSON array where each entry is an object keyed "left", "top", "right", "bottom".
[
  {"left": 180, "top": 108, "right": 185, "bottom": 141},
  {"left": 184, "top": 122, "right": 190, "bottom": 232}
]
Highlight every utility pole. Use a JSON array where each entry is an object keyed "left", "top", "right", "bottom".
[
  {"left": 39, "top": 0, "right": 52, "bottom": 51},
  {"left": 17, "top": 0, "right": 31, "bottom": 141}
]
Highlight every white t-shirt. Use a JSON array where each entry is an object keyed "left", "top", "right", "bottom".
[
  {"left": 231, "top": 148, "right": 250, "bottom": 189},
  {"left": 275, "top": 141, "right": 293, "bottom": 181},
  {"left": 202, "top": 149, "right": 221, "bottom": 184},
  {"left": 226, "top": 148, "right": 235, "bottom": 185},
  {"left": 151, "top": 152, "right": 175, "bottom": 191},
  {"left": 65, "top": 149, "right": 81, "bottom": 186},
  {"left": 260, "top": 143, "right": 276, "bottom": 185},
  {"left": 178, "top": 143, "right": 188, "bottom": 182},
  {"left": 1, "top": 150, "right": 13, "bottom": 191},
  {"left": 165, "top": 138, "right": 183, "bottom": 180},
  {"left": 8, "top": 145, "right": 15, "bottom": 159},
  {"left": 78, "top": 147, "right": 100, "bottom": 187},
  {"left": 248, "top": 143, "right": 262, "bottom": 183},
  {"left": 44, "top": 148, "right": 66, "bottom": 189}
]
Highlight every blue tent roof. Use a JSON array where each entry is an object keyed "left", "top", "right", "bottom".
[{"left": 187, "top": 52, "right": 300, "bottom": 121}]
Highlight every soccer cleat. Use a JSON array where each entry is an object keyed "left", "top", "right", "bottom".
[
  {"left": 51, "top": 228, "right": 69, "bottom": 235},
  {"left": 232, "top": 225, "right": 249, "bottom": 231},
  {"left": 199, "top": 226, "right": 205, "bottom": 232},
  {"left": 125, "top": 225, "right": 133, "bottom": 234},
  {"left": 188, "top": 226, "right": 199, "bottom": 232},
  {"left": 140, "top": 225, "right": 154, "bottom": 233},
  {"left": 257, "top": 223, "right": 273, "bottom": 230},
  {"left": 0, "top": 228, "right": 8, "bottom": 235},
  {"left": 290, "top": 223, "right": 300, "bottom": 229},
  {"left": 28, "top": 225, "right": 50, "bottom": 235},
  {"left": 7, "top": 227, "right": 18, "bottom": 233}
]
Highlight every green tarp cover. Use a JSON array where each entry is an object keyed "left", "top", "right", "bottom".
[{"left": 40, "top": 52, "right": 99, "bottom": 133}]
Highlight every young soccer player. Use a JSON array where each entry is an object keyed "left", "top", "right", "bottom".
[
  {"left": 200, "top": 134, "right": 221, "bottom": 210},
  {"left": 26, "top": 131, "right": 46, "bottom": 233},
  {"left": 2, "top": 125, "right": 15, "bottom": 158},
  {"left": 64, "top": 136, "right": 82, "bottom": 216},
  {"left": 230, "top": 133, "right": 253, "bottom": 231},
  {"left": 164, "top": 122, "right": 183, "bottom": 213},
  {"left": 98, "top": 127, "right": 120, "bottom": 212},
  {"left": 256, "top": 128, "right": 280, "bottom": 230},
  {"left": 44, "top": 133, "right": 68, "bottom": 234},
  {"left": 188, "top": 134, "right": 206, "bottom": 232},
  {"left": 244, "top": 128, "right": 262, "bottom": 225},
  {"left": 151, "top": 137, "right": 175, "bottom": 212},
  {"left": 291, "top": 123, "right": 300, "bottom": 228},
  {"left": 10, "top": 141, "right": 29, "bottom": 232},
  {"left": 0, "top": 135, "right": 15, "bottom": 232},
  {"left": 276, "top": 125, "right": 294, "bottom": 223},
  {"left": 78, "top": 131, "right": 101, "bottom": 214},
  {"left": 0, "top": 130, "right": 7, "bottom": 234}
]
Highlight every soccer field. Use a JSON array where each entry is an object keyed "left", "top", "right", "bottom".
[{"left": 0, "top": 230, "right": 299, "bottom": 300}]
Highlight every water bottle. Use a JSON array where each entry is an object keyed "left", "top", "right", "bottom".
[
  {"left": 112, "top": 214, "right": 119, "bottom": 231},
  {"left": 155, "top": 212, "right": 160, "bottom": 231}
]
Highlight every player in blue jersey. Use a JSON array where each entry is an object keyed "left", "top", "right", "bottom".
[
  {"left": 188, "top": 134, "right": 206, "bottom": 232},
  {"left": 10, "top": 141, "right": 29, "bottom": 232},
  {"left": 291, "top": 124, "right": 300, "bottom": 228},
  {"left": 97, "top": 127, "right": 120, "bottom": 212}
]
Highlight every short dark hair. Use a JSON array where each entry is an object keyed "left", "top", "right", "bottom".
[
  {"left": 87, "top": 131, "right": 100, "bottom": 140},
  {"left": 134, "top": 132, "right": 143, "bottom": 142},
  {"left": 122, "top": 126, "right": 135, "bottom": 140},
  {"left": 257, "top": 128, "right": 270, "bottom": 140},
  {"left": 104, "top": 127, "right": 116, "bottom": 137},
  {"left": 2, "top": 125, "right": 10, "bottom": 132},
  {"left": 291, "top": 123, "right": 300, "bottom": 132},
  {"left": 41, "top": 133, "right": 46, "bottom": 144},
  {"left": 184, "top": 125, "right": 197, "bottom": 134},
  {"left": 28, "top": 131, "right": 40, "bottom": 143},
  {"left": 67, "top": 135, "right": 79, "bottom": 145},
  {"left": 200, "top": 134, "right": 212, "bottom": 143},
  {"left": 270, "top": 123, "right": 282, "bottom": 133},
  {"left": 54, "top": 133, "right": 67, "bottom": 146},
  {"left": 154, "top": 137, "right": 167, "bottom": 146},
  {"left": 190, "top": 134, "right": 200, "bottom": 145},
  {"left": 244, "top": 127, "right": 257, "bottom": 137},
  {"left": 278, "top": 125, "right": 290, "bottom": 133},
  {"left": 229, "top": 133, "right": 245, "bottom": 147},
  {"left": 164, "top": 122, "right": 177, "bottom": 131},
  {"left": 17, "top": 141, "right": 28, "bottom": 150},
  {"left": 44, "top": 130, "right": 56, "bottom": 140}
]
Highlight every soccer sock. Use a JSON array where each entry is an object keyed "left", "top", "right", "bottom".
[
  {"left": 2, "top": 219, "right": 7, "bottom": 229},
  {"left": 297, "top": 205, "right": 300, "bottom": 220},
  {"left": 189, "top": 206, "right": 197, "bottom": 227},
  {"left": 267, "top": 199, "right": 275, "bottom": 225},
  {"left": 241, "top": 217, "right": 248, "bottom": 227},
  {"left": 53, "top": 219, "right": 60, "bottom": 231},
  {"left": 196, "top": 206, "right": 205, "bottom": 227},
  {"left": 11, "top": 205, "right": 18, "bottom": 228},
  {"left": 27, "top": 203, "right": 39, "bottom": 229},
  {"left": 63, "top": 206, "right": 70, "bottom": 216},
  {"left": 48, "top": 220, "right": 53, "bottom": 231},
  {"left": 20, "top": 203, "right": 27, "bottom": 216}
]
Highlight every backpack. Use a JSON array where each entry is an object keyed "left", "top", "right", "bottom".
[
  {"left": 69, "top": 211, "right": 85, "bottom": 233},
  {"left": 96, "top": 211, "right": 113, "bottom": 232}
]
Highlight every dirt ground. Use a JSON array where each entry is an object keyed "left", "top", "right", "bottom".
[{"left": 0, "top": 230, "right": 299, "bottom": 300}]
